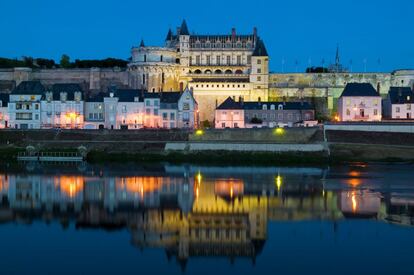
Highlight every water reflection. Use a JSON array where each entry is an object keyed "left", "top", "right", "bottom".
[{"left": 0, "top": 163, "right": 414, "bottom": 270}]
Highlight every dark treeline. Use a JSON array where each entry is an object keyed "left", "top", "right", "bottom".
[
  {"left": 0, "top": 56, "right": 128, "bottom": 69},
  {"left": 305, "top": 67, "right": 330, "bottom": 73}
]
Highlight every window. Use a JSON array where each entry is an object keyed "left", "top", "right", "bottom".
[
  {"left": 270, "top": 104, "right": 275, "bottom": 110},
  {"left": 35, "top": 104, "right": 39, "bottom": 110},
  {"left": 222, "top": 122, "right": 225, "bottom": 128},
  {"left": 237, "top": 55, "right": 241, "bottom": 65},
  {"left": 346, "top": 98, "right": 351, "bottom": 106},
  {"left": 122, "top": 105, "right": 127, "bottom": 113},
  {"left": 226, "top": 56, "right": 231, "bottom": 65},
  {"left": 162, "top": 113, "right": 168, "bottom": 120},
  {"left": 170, "top": 122, "right": 175, "bottom": 128},
  {"left": 183, "top": 112, "right": 189, "bottom": 121},
  {"left": 154, "top": 109, "right": 158, "bottom": 115},
  {"left": 145, "top": 100, "right": 151, "bottom": 106},
  {"left": 99, "top": 113, "right": 103, "bottom": 120},
  {"left": 262, "top": 105, "right": 267, "bottom": 110},
  {"left": 146, "top": 108, "right": 151, "bottom": 115},
  {"left": 257, "top": 68, "right": 261, "bottom": 73},
  {"left": 257, "top": 59, "right": 262, "bottom": 64},
  {"left": 170, "top": 113, "right": 175, "bottom": 120},
  {"left": 374, "top": 109, "right": 378, "bottom": 116},
  {"left": 154, "top": 100, "right": 159, "bottom": 107},
  {"left": 216, "top": 56, "right": 220, "bottom": 65},
  {"left": 89, "top": 113, "right": 93, "bottom": 120},
  {"left": 196, "top": 55, "right": 200, "bottom": 65},
  {"left": 278, "top": 104, "right": 283, "bottom": 110},
  {"left": 257, "top": 76, "right": 261, "bottom": 81},
  {"left": 346, "top": 109, "right": 350, "bottom": 116},
  {"left": 396, "top": 107, "right": 400, "bottom": 113},
  {"left": 407, "top": 104, "right": 411, "bottom": 110},
  {"left": 234, "top": 122, "right": 238, "bottom": 128},
  {"left": 206, "top": 55, "right": 211, "bottom": 65}
]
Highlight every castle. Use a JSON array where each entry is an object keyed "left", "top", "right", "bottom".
[{"left": 0, "top": 20, "right": 413, "bottom": 122}]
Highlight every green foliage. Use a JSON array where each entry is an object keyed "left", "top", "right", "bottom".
[
  {"left": 306, "top": 66, "right": 329, "bottom": 73},
  {"left": 60, "top": 54, "right": 71, "bottom": 68},
  {"left": 250, "top": 117, "right": 263, "bottom": 124},
  {"left": 201, "top": 120, "right": 211, "bottom": 129},
  {"left": 73, "top": 58, "right": 128, "bottom": 68}
]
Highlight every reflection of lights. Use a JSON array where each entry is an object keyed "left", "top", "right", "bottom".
[
  {"left": 274, "top": 128, "right": 285, "bottom": 135},
  {"left": 275, "top": 175, "right": 282, "bottom": 192},
  {"left": 351, "top": 191, "right": 357, "bottom": 212},
  {"left": 195, "top": 172, "right": 202, "bottom": 199},
  {"left": 197, "top": 172, "right": 202, "bottom": 184},
  {"left": 57, "top": 176, "right": 84, "bottom": 198},
  {"left": 349, "top": 171, "right": 361, "bottom": 177},
  {"left": 230, "top": 185, "right": 234, "bottom": 198}
]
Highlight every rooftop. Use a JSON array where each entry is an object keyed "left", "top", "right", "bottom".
[
  {"left": 388, "top": 87, "right": 414, "bottom": 104},
  {"left": 12, "top": 81, "right": 45, "bottom": 95},
  {"left": 340, "top": 83, "right": 379, "bottom": 97}
]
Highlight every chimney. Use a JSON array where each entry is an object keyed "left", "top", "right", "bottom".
[
  {"left": 231, "top": 28, "right": 236, "bottom": 39},
  {"left": 253, "top": 27, "right": 257, "bottom": 39}
]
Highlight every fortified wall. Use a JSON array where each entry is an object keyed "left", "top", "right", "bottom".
[{"left": 0, "top": 67, "right": 130, "bottom": 94}]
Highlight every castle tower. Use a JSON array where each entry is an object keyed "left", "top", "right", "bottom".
[
  {"left": 178, "top": 20, "right": 190, "bottom": 89},
  {"left": 250, "top": 39, "right": 269, "bottom": 101}
]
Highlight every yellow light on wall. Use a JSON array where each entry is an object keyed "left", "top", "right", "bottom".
[
  {"left": 274, "top": 128, "right": 285, "bottom": 135},
  {"left": 195, "top": 129, "right": 204, "bottom": 136},
  {"left": 275, "top": 175, "right": 282, "bottom": 192}
]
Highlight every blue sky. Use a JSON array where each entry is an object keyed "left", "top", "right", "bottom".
[{"left": 0, "top": 0, "right": 413, "bottom": 72}]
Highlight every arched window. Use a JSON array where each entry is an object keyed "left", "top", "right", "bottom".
[
  {"left": 235, "top": 69, "right": 243, "bottom": 74},
  {"left": 262, "top": 104, "right": 267, "bottom": 110},
  {"left": 205, "top": 69, "right": 212, "bottom": 74},
  {"left": 225, "top": 69, "right": 232, "bottom": 74},
  {"left": 278, "top": 104, "right": 283, "bottom": 110},
  {"left": 270, "top": 104, "right": 275, "bottom": 110},
  {"left": 214, "top": 69, "right": 222, "bottom": 74},
  {"left": 194, "top": 69, "right": 202, "bottom": 74}
]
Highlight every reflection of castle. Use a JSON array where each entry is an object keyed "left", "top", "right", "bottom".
[{"left": 0, "top": 168, "right": 413, "bottom": 269}]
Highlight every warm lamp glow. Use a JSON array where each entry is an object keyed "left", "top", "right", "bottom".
[
  {"left": 195, "top": 129, "right": 204, "bottom": 136},
  {"left": 274, "top": 128, "right": 285, "bottom": 135}
]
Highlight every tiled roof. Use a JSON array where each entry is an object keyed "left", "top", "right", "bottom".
[
  {"left": 12, "top": 81, "right": 45, "bottom": 95},
  {"left": 0, "top": 93, "right": 9, "bottom": 107},
  {"left": 340, "top": 83, "right": 379, "bottom": 97},
  {"left": 50, "top": 83, "right": 83, "bottom": 100},
  {"left": 388, "top": 87, "right": 414, "bottom": 104},
  {"left": 243, "top": 101, "right": 314, "bottom": 110},
  {"left": 216, "top": 97, "right": 243, "bottom": 110}
]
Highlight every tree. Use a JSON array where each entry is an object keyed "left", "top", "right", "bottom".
[
  {"left": 250, "top": 117, "right": 263, "bottom": 124},
  {"left": 60, "top": 54, "right": 71, "bottom": 68}
]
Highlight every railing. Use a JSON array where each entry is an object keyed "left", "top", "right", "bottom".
[{"left": 17, "top": 151, "right": 84, "bottom": 162}]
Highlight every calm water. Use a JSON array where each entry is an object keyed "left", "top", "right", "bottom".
[{"left": 0, "top": 162, "right": 413, "bottom": 275}]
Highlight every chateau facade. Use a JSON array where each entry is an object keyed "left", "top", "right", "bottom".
[{"left": 128, "top": 20, "right": 269, "bottom": 121}]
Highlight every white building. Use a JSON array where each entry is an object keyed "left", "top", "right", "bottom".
[
  {"left": 41, "top": 84, "right": 84, "bottom": 129},
  {"left": 383, "top": 87, "right": 414, "bottom": 119},
  {"left": 0, "top": 93, "right": 9, "bottom": 128},
  {"left": 8, "top": 81, "right": 44, "bottom": 129},
  {"left": 84, "top": 93, "right": 106, "bottom": 129},
  {"left": 215, "top": 97, "right": 245, "bottom": 129},
  {"left": 337, "top": 83, "right": 382, "bottom": 122}
]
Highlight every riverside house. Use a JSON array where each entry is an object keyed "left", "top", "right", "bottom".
[
  {"left": 337, "top": 83, "right": 382, "bottom": 122},
  {"left": 383, "top": 87, "right": 414, "bottom": 119}
]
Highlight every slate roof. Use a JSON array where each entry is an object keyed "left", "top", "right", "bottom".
[
  {"left": 165, "top": 29, "right": 173, "bottom": 41},
  {"left": 216, "top": 97, "right": 243, "bottom": 110},
  {"left": 115, "top": 89, "right": 143, "bottom": 102},
  {"left": 180, "top": 20, "right": 190, "bottom": 35},
  {"left": 243, "top": 101, "right": 314, "bottom": 110},
  {"left": 143, "top": 92, "right": 161, "bottom": 99},
  {"left": 160, "top": 92, "right": 181, "bottom": 103},
  {"left": 340, "top": 83, "right": 379, "bottom": 97},
  {"left": 252, "top": 39, "right": 268, "bottom": 57},
  {"left": 12, "top": 81, "right": 45, "bottom": 95},
  {"left": 388, "top": 87, "right": 414, "bottom": 104},
  {"left": 50, "top": 83, "right": 83, "bottom": 100},
  {"left": 85, "top": 92, "right": 107, "bottom": 102},
  {"left": 0, "top": 93, "right": 9, "bottom": 107}
]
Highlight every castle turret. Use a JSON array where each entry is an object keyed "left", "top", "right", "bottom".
[
  {"left": 178, "top": 20, "right": 190, "bottom": 90},
  {"left": 250, "top": 39, "right": 269, "bottom": 101}
]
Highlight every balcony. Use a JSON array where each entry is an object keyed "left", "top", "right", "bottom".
[{"left": 353, "top": 115, "right": 370, "bottom": 121}]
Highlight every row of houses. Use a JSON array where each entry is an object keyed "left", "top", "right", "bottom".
[
  {"left": 0, "top": 81, "right": 198, "bottom": 129},
  {"left": 337, "top": 83, "right": 414, "bottom": 121}
]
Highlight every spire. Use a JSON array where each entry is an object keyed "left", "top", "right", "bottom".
[
  {"left": 252, "top": 39, "right": 268, "bottom": 57},
  {"left": 180, "top": 19, "right": 189, "bottom": 35},
  {"left": 335, "top": 44, "right": 340, "bottom": 67},
  {"left": 139, "top": 39, "right": 145, "bottom": 47},
  {"left": 165, "top": 29, "right": 172, "bottom": 41}
]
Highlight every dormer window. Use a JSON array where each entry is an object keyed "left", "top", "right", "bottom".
[
  {"left": 60, "top": 92, "right": 67, "bottom": 102},
  {"left": 270, "top": 104, "right": 275, "bottom": 110},
  {"left": 408, "top": 96, "right": 411, "bottom": 101},
  {"left": 278, "top": 104, "right": 283, "bottom": 110},
  {"left": 262, "top": 105, "right": 267, "bottom": 110},
  {"left": 74, "top": 92, "right": 81, "bottom": 102}
]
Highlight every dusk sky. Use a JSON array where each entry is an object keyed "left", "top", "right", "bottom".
[{"left": 0, "top": 0, "right": 413, "bottom": 72}]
